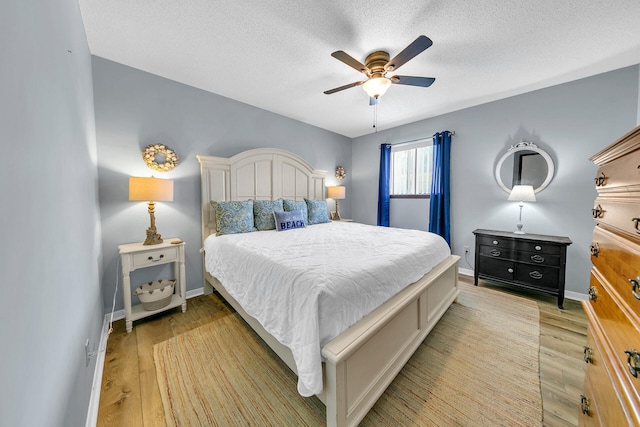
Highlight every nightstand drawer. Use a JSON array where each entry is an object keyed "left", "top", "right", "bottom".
[
  {"left": 516, "top": 241, "right": 561, "bottom": 255},
  {"left": 517, "top": 250, "right": 561, "bottom": 267},
  {"left": 477, "top": 236, "right": 515, "bottom": 249},
  {"left": 478, "top": 256, "right": 515, "bottom": 281},
  {"left": 515, "top": 264, "right": 559, "bottom": 289},
  {"left": 478, "top": 245, "right": 515, "bottom": 260},
  {"left": 132, "top": 246, "right": 178, "bottom": 268}
]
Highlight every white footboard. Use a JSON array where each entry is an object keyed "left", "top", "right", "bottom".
[
  {"left": 204, "top": 255, "right": 459, "bottom": 427},
  {"left": 321, "top": 255, "right": 459, "bottom": 427}
]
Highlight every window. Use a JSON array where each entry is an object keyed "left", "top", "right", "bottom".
[{"left": 390, "top": 140, "right": 433, "bottom": 198}]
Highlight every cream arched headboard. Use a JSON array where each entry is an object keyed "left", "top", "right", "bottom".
[{"left": 196, "top": 148, "right": 327, "bottom": 242}]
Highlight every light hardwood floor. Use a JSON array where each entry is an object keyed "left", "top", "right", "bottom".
[{"left": 97, "top": 274, "right": 587, "bottom": 427}]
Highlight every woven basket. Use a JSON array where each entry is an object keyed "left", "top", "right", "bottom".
[{"left": 134, "top": 279, "right": 175, "bottom": 311}]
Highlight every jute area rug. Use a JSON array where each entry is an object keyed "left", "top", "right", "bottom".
[{"left": 154, "top": 282, "right": 542, "bottom": 426}]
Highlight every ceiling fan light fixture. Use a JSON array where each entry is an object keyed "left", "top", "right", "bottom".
[{"left": 362, "top": 77, "right": 391, "bottom": 98}]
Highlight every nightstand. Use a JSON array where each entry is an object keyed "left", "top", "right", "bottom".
[
  {"left": 332, "top": 218, "right": 353, "bottom": 222},
  {"left": 472, "top": 229, "right": 571, "bottom": 308},
  {"left": 118, "top": 238, "right": 187, "bottom": 332}
]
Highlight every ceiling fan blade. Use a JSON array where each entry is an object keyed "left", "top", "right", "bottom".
[
  {"left": 323, "top": 81, "right": 365, "bottom": 95},
  {"left": 331, "top": 51, "right": 370, "bottom": 74},
  {"left": 390, "top": 75, "right": 435, "bottom": 87},
  {"left": 385, "top": 35, "right": 433, "bottom": 72}
]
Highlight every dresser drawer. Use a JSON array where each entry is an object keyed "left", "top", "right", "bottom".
[
  {"left": 592, "top": 196, "right": 640, "bottom": 243},
  {"left": 478, "top": 245, "right": 515, "bottom": 260},
  {"left": 594, "top": 147, "right": 640, "bottom": 192},
  {"left": 517, "top": 250, "right": 561, "bottom": 267},
  {"left": 578, "top": 377, "right": 600, "bottom": 426},
  {"left": 514, "top": 264, "right": 559, "bottom": 289},
  {"left": 477, "top": 256, "right": 514, "bottom": 281},
  {"left": 476, "top": 235, "right": 515, "bottom": 249},
  {"left": 588, "top": 269, "right": 640, "bottom": 401},
  {"left": 591, "top": 226, "right": 640, "bottom": 313},
  {"left": 581, "top": 324, "right": 629, "bottom": 425},
  {"left": 131, "top": 246, "right": 178, "bottom": 269}
]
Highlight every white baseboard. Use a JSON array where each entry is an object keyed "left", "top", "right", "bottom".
[
  {"left": 85, "top": 287, "right": 205, "bottom": 426},
  {"left": 85, "top": 313, "right": 111, "bottom": 427},
  {"left": 565, "top": 290, "right": 588, "bottom": 302},
  {"left": 458, "top": 267, "right": 474, "bottom": 277}
]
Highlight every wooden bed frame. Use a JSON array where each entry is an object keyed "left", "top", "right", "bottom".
[{"left": 197, "top": 148, "right": 460, "bottom": 427}]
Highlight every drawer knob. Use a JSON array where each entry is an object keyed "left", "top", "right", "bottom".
[
  {"left": 583, "top": 346, "right": 593, "bottom": 364},
  {"left": 534, "top": 245, "right": 542, "bottom": 251},
  {"left": 530, "top": 254, "right": 544, "bottom": 263},
  {"left": 529, "top": 271, "right": 543, "bottom": 280},
  {"left": 625, "top": 349, "right": 640, "bottom": 378},
  {"left": 490, "top": 249, "right": 501, "bottom": 257},
  {"left": 591, "top": 205, "right": 604, "bottom": 219},
  {"left": 590, "top": 243, "right": 600, "bottom": 257},
  {"left": 492, "top": 240, "right": 498, "bottom": 245},
  {"left": 588, "top": 286, "right": 598, "bottom": 301},
  {"left": 594, "top": 172, "right": 607, "bottom": 187},
  {"left": 507, "top": 268, "right": 514, "bottom": 273},
  {"left": 580, "top": 395, "right": 590, "bottom": 415},
  {"left": 147, "top": 254, "right": 165, "bottom": 262},
  {"left": 629, "top": 277, "right": 640, "bottom": 300},
  {"left": 633, "top": 218, "right": 640, "bottom": 234}
]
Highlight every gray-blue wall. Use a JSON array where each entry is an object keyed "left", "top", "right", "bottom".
[
  {"left": 352, "top": 65, "right": 640, "bottom": 296},
  {"left": 91, "top": 57, "right": 352, "bottom": 312},
  {"left": 1, "top": 1, "right": 103, "bottom": 426}
]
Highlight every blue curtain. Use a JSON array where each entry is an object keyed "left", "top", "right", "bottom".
[
  {"left": 429, "top": 131, "right": 452, "bottom": 245},
  {"left": 377, "top": 143, "right": 391, "bottom": 226}
]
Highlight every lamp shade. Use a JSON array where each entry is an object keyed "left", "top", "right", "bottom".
[
  {"left": 129, "top": 177, "right": 174, "bottom": 202},
  {"left": 327, "top": 185, "right": 346, "bottom": 200},
  {"left": 508, "top": 185, "right": 536, "bottom": 202},
  {"left": 362, "top": 77, "right": 392, "bottom": 98}
]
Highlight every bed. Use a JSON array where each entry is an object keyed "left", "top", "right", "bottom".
[{"left": 197, "top": 148, "right": 460, "bottom": 427}]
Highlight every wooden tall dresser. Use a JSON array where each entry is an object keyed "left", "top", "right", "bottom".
[{"left": 581, "top": 125, "right": 640, "bottom": 425}]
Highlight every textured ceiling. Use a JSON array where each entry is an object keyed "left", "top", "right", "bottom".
[{"left": 78, "top": 0, "right": 640, "bottom": 138}]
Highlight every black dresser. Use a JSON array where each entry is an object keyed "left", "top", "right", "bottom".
[{"left": 472, "top": 229, "right": 572, "bottom": 308}]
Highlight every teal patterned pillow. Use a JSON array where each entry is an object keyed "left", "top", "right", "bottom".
[
  {"left": 283, "top": 199, "right": 308, "bottom": 225},
  {"left": 304, "top": 198, "right": 330, "bottom": 225},
  {"left": 253, "top": 199, "right": 284, "bottom": 230},
  {"left": 213, "top": 200, "right": 257, "bottom": 236}
]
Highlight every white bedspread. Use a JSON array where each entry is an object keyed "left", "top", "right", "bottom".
[{"left": 203, "top": 221, "right": 450, "bottom": 397}]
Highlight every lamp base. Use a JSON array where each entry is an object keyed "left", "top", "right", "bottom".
[
  {"left": 143, "top": 227, "right": 163, "bottom": 245},
  {"left": 514, "top": 222, "right": 525, "bottom": 234}
]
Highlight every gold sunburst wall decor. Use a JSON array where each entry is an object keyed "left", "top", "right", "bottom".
[{"left": 335, "top": 166, "right": 346, "bottom": 181}]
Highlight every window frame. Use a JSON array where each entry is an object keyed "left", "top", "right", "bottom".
[{"left": 389, "top": 139, "right": 433, "bottom": 199}]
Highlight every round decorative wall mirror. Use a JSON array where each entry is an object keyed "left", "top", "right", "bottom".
[{"left": 495, "top": 142, "right": 554, "bottom": 193}]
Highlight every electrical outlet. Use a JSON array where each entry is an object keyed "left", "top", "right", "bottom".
[{"left": 464, "top": 246, "right": 470, "bottom": 254}]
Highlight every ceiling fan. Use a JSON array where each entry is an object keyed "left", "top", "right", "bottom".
[{"left": 324, "top": 35, "right": 436, "bottom": 104}]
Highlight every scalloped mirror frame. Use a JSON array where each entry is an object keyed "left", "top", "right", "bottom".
[{"left": 495, "top": 141, "right": 555, "bottom": 194}]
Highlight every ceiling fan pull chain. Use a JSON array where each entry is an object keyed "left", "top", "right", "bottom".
[{"left": 373, "top": 102, "right": 378, "bottom": 131}]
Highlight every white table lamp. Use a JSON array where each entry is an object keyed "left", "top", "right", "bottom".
[{"left": 508, "top": 185, "right": 536, "bottom": 234}]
